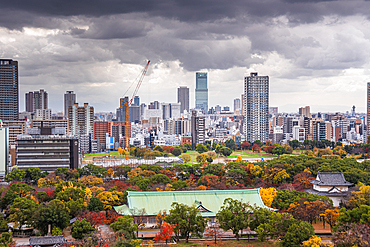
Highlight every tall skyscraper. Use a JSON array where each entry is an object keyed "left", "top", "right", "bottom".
[
  {"left": 234, "top": 98, "right": 241, "bottom": 111},
  {"left": 195, "top": 72, "right": 208, "bottom": 112},
  {"left": 117, "top": 97, "right": 129, "bottom": 122},
  {"left": 243, "top": 72, "right": 269, "bottom": 142},
  {"left": 133, "top": 96, "right": 140, "bottom": 106},
  {"left": 0, "top": 59, "right": 18, "bottom": 121},
  {"left": 367, "top": 83, "right": 370, "bottom": 137},
  {"left": 64, "top": 91, "right": 76, "bottom": 117},
  {"left": 177, "top": 86, "right": 189, "bottom": 113},
  {"left": 68, "top": 103, "right": 94, "bottom": 137},
  {"left": 33, "top": 89, "right": 48, "bottom": 111},
  {"left": 25, "top": 92, "right": 34, "bottom": 112}
]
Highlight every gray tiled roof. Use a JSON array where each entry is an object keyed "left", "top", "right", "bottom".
[
  {"left": 29, "top": 236, "right": 64, "bottom": 246},
  {"left": 309, "top": 172, "right": 353, "bottom": 186}
]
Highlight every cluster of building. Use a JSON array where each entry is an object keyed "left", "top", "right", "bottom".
[{"left": 0, "top": 58, "right": 369, "bottom": 178}]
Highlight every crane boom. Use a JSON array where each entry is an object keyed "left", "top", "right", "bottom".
[{"left": 120, "top": 60, "right": 150, "bottom": 158}]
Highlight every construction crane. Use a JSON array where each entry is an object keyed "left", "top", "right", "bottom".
[{"left": 120, "top": 60, "right": 150, "bottom": 158}]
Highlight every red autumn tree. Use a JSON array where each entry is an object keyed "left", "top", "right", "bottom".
[
  {"left": 155, "top": 222, "right": 174, "bottom": 244},
  {"left": 78, "top": 211, "right": 106, "bottom": 228},
  {"left": 241, "top": 142, "right": 251, "bottom": 150},
  {"left": 104, "top": 209, "right": 120, "bottom": 225},
  {"left": 204, "top": 225, "right": 225, "bottom": 244},
  {"left": 252, "top": 144, "right": 261, "bottom": 153}
]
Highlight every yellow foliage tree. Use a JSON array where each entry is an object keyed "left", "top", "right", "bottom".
[
  {"left": 118, "top": 147, "right": 123, "bottom": 155},
  {"left": 127, "top": 168, "right": 143, "bottom": 178},
  {"left": 347, "top": 183, "right": 370, "bottom": 208},
  {"left": 96, "top": 191, "right": 124, "bottom": 210},
  {"left": 90, "top": 186, "right": 106, "bottom": 196},
  {"left": 259, "top": 187, "right": 277, "bottom": 207},
  {"left": 250, "top": 165, "right": 262, "bottom": 177},
  {"left": 79, "top": 175, "right": 103, "bottom": 187},
  {"left": 235, "top": 156, "right": 243, "bottom": 162},
  {"left": 106, "top": 168, "right": 114, "bottom": 179},
  {"left": 181, "top": 153, "right": 191, "bottom": 163},
  {"left": 302, "top": 235, "right": 333, "bottom": 247},
  {"left": 37, "top": 176, "right": 63, "bottom": 188}
]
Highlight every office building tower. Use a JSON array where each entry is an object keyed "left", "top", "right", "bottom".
[
  {"left": 133, "top": 96, "right": 140, "bottom": 106},
  {"left": 299, "top": 106, "right": 311, "bottom": 118},
  {"left": 0, "top": 128, "right": 9, "bottom": 178},
  {"left": 241, "top": 94, "right": 245, "bottom": 116},
  {"left": 0, "top": 59, "right": 18, "bottom": 121},
  {"left": 195, "top": 72, "right": 208, "bottom": 112},
  {"left": 243, "top": 72, "right": 269, "bottom": 142},
  {"left": 368, "top": 83, "right": 370, "bottom": 136},
  {"left": 162, "top": 103, "right": 171, "bottom": 120},
  {"left": 25, "top": 92, "right": 34, "bottom": 112},
  {"left": 177, "top": 86, "right": 189, "bottom": 113},
  {"left": 117, "top": 97, "right": 129, "bottom": 122},
  {"left": 64, "top": 91, "right": 76, "bottom": 117},
  {"left": 33, "top": 89, "right": 48, "bottom": 111},
  {"left": 68, "top": 103, "right": 94, "bottom": 137},
  {"left": 234, "top": 98, "right": 241, "bottom": 112},
  {"left": 191, "top": 110, "right": 205, "bottom": 147},
  {"left": 170, "top": 103, "right": 181, "bottom": 119},
  {"left": 16, "top": 135, "right": 78, "bottom": 172}
]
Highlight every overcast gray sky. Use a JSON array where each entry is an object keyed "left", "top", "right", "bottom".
[{"left": 1, "top": 0, "right": 369, "bottom": 114}]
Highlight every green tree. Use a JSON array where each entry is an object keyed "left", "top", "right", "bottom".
[
  {"left": 0, "top": 232, "right": 14, "bottom": 247},
  {"left": 1, "top": 182, "right": 34, "bottom": 208},
  {"left": 136, "top": 179, "right": 150, "bottom": 191},
  {"left": 216, "top": 198, "right": 250, "bottom": 240},
  {"left": 150, "top": 174, "right": 171, "bottom": 185},
  {"left": 72, "top": 219, "right": 96, "bottom": 239},
  {"left": 272, "top": 146, "right": 287, "bottom": 156},
  {"left": 195, "top": 144, "right": 208, "bottom": 154},
  {"left": 249, "top": 206, "right": 275, "bottom": 231},
  {"left": 220, "top": 147, "right": 233, "bottom": 157},
  {"left": 78, "top": 164, "right": 106, "bottom": 178},
  {"left": 280, "top": 221, "right": 315, "bottom": 247},
  {"left": 9, "top": 197, "right": 37, "bottom": 230},
  {"left": 33, "top": 199, "right": 71, "bottom": 234},
  {"left": 196, "top": 153, "right": 208, "bottom": 163},
  {"left": 87, "top": 197, "right": 104, "bottom": 212},
  {"left": 165, "top": 202, "right": 207, "bottom": 243},
  {"left": 5, "top": 169, "right": 25, "bottom": 182},
  {"left": 171, "top": 148, "right": 182, "bottom": 156},
  {"left": 24, "top": 167, "right": 43, "bottom": 185},
  {"left": 110, "top": 216, "right": 138, "bottom": 239},
  {"left": 225, "top": 139, "right": 236, "bottom": 150},
  {"left": 256, "top": 212, "right": 296, "bottom": 242}
]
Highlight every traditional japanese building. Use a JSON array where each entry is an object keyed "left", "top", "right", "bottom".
[
  {"left": 114, "top": 189, "right": 271, "bottom": 227},
  {"left": 308, "top": 172, "right": 354, "bottom": 207}
]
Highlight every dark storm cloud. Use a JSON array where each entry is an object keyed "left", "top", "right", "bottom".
[{"left": 1, "top": 0, "right": 370, "bottom": 30}]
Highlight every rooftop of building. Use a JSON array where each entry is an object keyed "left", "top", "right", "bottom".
[{"left": 309, "top": 172, "right": 354, "bottom": 187}]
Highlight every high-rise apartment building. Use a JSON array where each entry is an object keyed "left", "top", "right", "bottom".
[
  {"left": 299, "top": 106, "right": 311, "bottom": 118},
  {"left": 243, "top": 72, "right": 269, "bottom": 142},
  {"left": 33, "top": 89, "right": 48, "bottom": 111},
  {"left": 177, "top": 86, "right": 189, "bottom": 113},
  {"left": 234, "top": 98, "right": 241, "bottom": 112},
  {"left": 64, "top": 91, "right": 76, "bottom": 117},
  {"left": 133, "top": 96, "right": 140, "bottom": 106},
  {"left": 68, "top": 103, "right": 94, "bottom": 137},
  {"left": 191, "top": 110, "right": 205, "bottom": 147},
  {"left": 25, "top": 92, "right": 34, "bottom": 112},
  {"left": 195, "top": 72, "right": 208, "bottom": 112},
  {"left": 0, "top": 59, "right": 18, "bottom": 121}
]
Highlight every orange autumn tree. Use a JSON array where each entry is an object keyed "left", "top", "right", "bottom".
[
  {"left": 259, "top": 187, "right": 277, "bottom": 207},
  {"left": 320, "top": 208, "right": 340, "bottom": 232},
  {"left": 155, "top": 222, "right": 174, "bottom": 244},
  {"left": 204, "top": 225, "right": 225, "bottom": 244}
]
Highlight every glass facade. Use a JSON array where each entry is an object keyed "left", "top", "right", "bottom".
[{"left": 195, "top": 72, "right": 208, "bottom": 112}]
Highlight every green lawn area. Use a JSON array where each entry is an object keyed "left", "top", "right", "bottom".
[{"left": 83, "top": 151, "right": 122, "bottom": 160}]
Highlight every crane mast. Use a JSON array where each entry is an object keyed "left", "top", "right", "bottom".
[{"left": 120, "top": 60, "right": 150, "bottom": 158}]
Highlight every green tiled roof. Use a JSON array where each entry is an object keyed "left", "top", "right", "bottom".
[{"left": 114, "top": 188, "right": 270, "bottom": 217}]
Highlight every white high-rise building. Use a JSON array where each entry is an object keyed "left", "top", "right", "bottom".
[{"left": 243, "top": 72, "right": 269, "bottom": 142}]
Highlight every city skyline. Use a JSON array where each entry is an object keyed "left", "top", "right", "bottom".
[{"left": 1, "top": 1, "right": 370, "bottom": 113}]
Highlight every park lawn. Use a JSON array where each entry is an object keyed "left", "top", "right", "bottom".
[
  {"left": 233, "top": 150, "right": 277, "bottom": 158},
  {"left": 83, "top": 151, "right": 123, "bottom": 160},
  {"left": 176, "top": 240, "right": 278, "bottom": 247}
]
